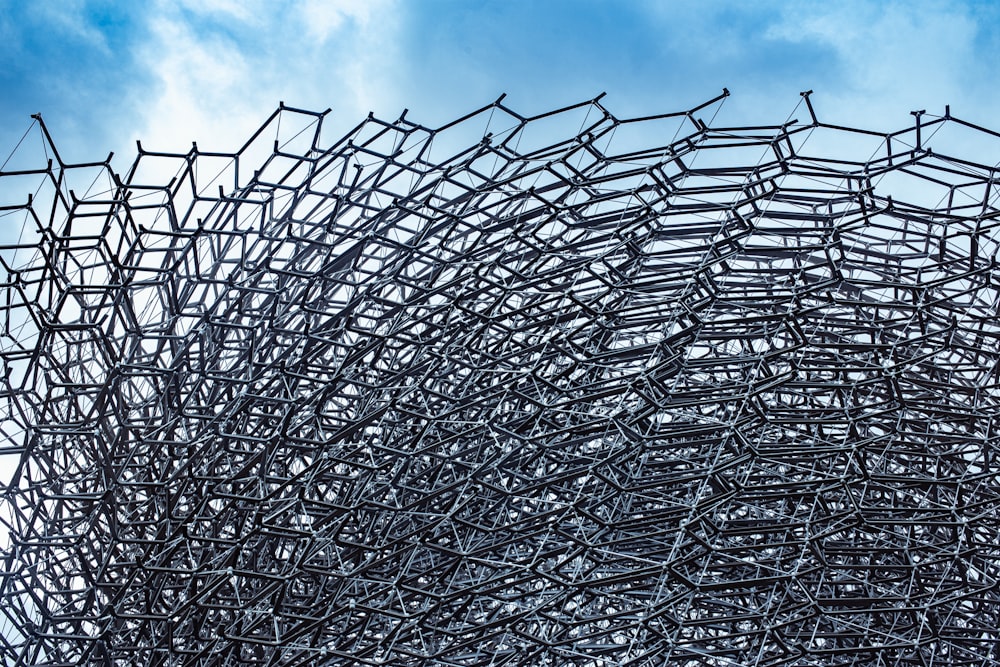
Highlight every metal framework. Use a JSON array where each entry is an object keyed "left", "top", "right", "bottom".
[{"left": 2, "top": 92, "right": 1000, "bottom": 665}]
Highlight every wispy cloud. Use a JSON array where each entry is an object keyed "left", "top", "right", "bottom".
[
  {"left": 765, "top": 1, "right": 986, "bottom": 126},
  {"left": 133, "top": 10, "right": 264, "bottom": 153},
  {"left": 3, "top": 0, "right": 1000, "bottom": 172},
  {"left": 126, "top": 0, "right": 402, "bottom": 163}
]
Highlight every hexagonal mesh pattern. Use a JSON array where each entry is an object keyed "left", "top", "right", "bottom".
[{"left": 2, "top": 93, "right": 1000, "bottom": 665}]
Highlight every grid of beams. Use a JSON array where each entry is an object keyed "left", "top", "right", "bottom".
[{"left": 2, "top": 93, "right": 1000, "bottom": 665}]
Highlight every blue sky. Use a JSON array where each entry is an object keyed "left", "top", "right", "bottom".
[{"left": 2, "top": 0, "right": 1000, "bottom": 170}]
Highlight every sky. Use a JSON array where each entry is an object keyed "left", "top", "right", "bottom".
[
  {"left": 2, "top": 0, "right": 999, "bottom": 566},
  {"left": 0, "top": 0, "right": 998, "bottom": 581},
  {"left": 2, "top": 2, "right": 1000, "bottom": 656},
  {"left": 2, "top": 0, "right": 1000, "bottom": 171},
  {"left": 1, "top": 0, "right": 1000, "bottom": 584}
]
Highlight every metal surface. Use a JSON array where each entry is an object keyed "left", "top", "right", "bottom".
[{"left": 1, "top": 93, "right": 1000, "bottom": 665}]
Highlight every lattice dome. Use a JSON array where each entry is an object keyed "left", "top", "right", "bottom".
[{"left": 2, "top": 92, "right": 1000, "bottom": 665}]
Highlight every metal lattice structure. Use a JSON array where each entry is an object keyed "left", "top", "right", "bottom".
[{"left": 2, "top": 92, "right": 1000, "bottom": 665}]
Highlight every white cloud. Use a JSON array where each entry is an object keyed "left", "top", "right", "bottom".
[
  {"left": 176, "top": 0, "right": 263, "bottom": 24},
  {"left": 300, "top": 0, "right": 378, "bottom": 43},
  {"left": 765, "top": 1, "right": 983, "bottom": 126},
  {"left": 36, "top": 0, "right": 112, "bottom": 53},
  {"left": 135, "top": 14, "right": 263, "bottom": 154},
  {"left": 124, "top": 0, "right": 403, "bottom": 165}
]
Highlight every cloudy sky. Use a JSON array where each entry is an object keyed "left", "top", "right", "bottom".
[{"left": 2, "top": 0, "right": 999, "bottom": 170}]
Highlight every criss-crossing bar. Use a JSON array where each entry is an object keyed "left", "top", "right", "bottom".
[{"left": 1, "top": 93, "right": 999, "bottom": 665}]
